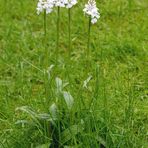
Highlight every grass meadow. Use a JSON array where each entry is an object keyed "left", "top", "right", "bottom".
[{"left": 0, "top": 0, "right": 148, "bottom": 147}]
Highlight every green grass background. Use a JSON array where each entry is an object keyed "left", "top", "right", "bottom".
[{"left": 0, "top": 0, "right": 148, "bottom": 147}]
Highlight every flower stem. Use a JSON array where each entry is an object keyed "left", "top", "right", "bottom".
[
  {"left": 44, "top": 10, "right": 46, "bottom": 37},
  {"left": 43, "top": 9, "right": 47, "bottom": 68},
  {"left": 87, "top": 17, "right": 91, "bottom": 60},
  {"left": 56, "top": 7, "right": 60, "bottom": 63},
  {"left": 68, "top": 8, "right": 71, "bottom": 57},
  {"left": 128, "top": 0, "right": 132, "bottom": 10},
  {"left": 44, "top": 10, "right": 48, "bottom": 68},
  {"left": 43, "top": 10, "right": 49, "bottom": 101}
]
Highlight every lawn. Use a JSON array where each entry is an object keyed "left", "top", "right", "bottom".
[{"left": 0, "top": 0, "right": 148, "bottom": 147}]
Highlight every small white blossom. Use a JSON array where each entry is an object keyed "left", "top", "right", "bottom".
[
  {"left": 83, "top": 0, "right": 100, "bottom": 24},
  {"left": 65, "top": 0, "right": 78, "bottom": 9},
  {"left": 54, "top": 0, "right": 67, "bottom": 7},
  {"left": 54, "top": 0, "right": 77, "bottom": 8},
  {"left": 37, "top": 0, "right": 54, "bottom": 15}
]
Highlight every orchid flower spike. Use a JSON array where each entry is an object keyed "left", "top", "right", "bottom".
[
  {"left": 83, "top": 0, "right": 100, "bottom": 24},
  {"left": 37, "top": 0, "right": 55, "bottom": 15},
  {"left": 54, "top": 0, "right": 67, "bottom": 7},
  {"left": 65, "top": 0, "right": 78, "bottom": 9}
]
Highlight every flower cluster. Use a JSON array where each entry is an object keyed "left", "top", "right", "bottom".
[
  {"left": 37, "top": 0, "right": 55, "bottom": 15},
  {"left": 53, "top": 0, "right": 77, "bottom": 8},
  {"left": 37, "top": 0, "right": 78, "bottom": 14},
  {"left": 54, "top": 0, "right": 66, "bottom": 7},
  {"left": 83, "top": 0, "right": 100, "bottom": 24},
  {"left": 65, "top": 0, "right": 78, "bottom": 9}
]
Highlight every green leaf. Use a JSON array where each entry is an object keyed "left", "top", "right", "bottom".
[
  {"left": 63, "top": 91, "right": 74, "bottom": 110},
  {"left": 49, "top": 103, "right": 58, "bottom": 120},
  {"left": 15, "top": 106, "right": 37, "bottom": 120},
  {"left": 95, "top": 135, "right": 106, "bottom": 147},
  {"left": 61, "top": 125, "right": 82, "bottom": 144},
  {"left": 83, "top": 75, "right": 92, "bottom": 89},
  {"left": 56, "top": 77, "right": 63, "bottom": 93}
]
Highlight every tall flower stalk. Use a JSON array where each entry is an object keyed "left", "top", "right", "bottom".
[
  {"left": 54, "top": 0, "right": 66, "bottom": 62},
  {"left": 44, "top": 10, "right": 47, "bottom": 37},
  {"left": 37, "top": 0, "right": 54, "bottom": 67},
  {"left": 65, "top": 0, "right": 77, "bottom": 57},
  {"left": 87, "top": 16, "right": 91, "bottom": 59},
  {"left": 128, "top": 0, "right": 132, "bottom": 10},
  {"left": 83, "top": 0, "right": 100, "bottom": 60},
  {"left": 56, "top": 6, "right": 60, "bottom": 62},
  {"left": 68, "top": 8, "right": 71, "bottom": 57},
  {"left": 43, "top": 10, "right": 48, "bottom": 71},
  {"left": 36, "top": 0, "right": 54, "bottom": 100},
  {"left": 43, "top": 10, "right": 49, "bottom": 101}
]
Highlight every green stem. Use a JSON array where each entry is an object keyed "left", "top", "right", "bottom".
[
  {"left": 43, "top": 10, "right": 49, "bottom": 101},
  {"left": 102, "top": 69, "right": 109, "bottom": 147},
  {"left": 44, "top": 10, "right": 46, "bottom": 37},
  {"left": 44, "top": 10, "right": 48, "bottom": 68},
  {"left": 87, "top": 17, "right": 91, "bottom": 60},
  {"left": 89, "top": 65, "right": 99, "bottom": 109},
  {"left": 56, "top": 7, "right": 60, "bottom": 62},
  {"left": 128, "top": 0, "right": 132, "bottom": 10},
  {"left": 68, "top": 8, "right": 71, "bottom": 57}
]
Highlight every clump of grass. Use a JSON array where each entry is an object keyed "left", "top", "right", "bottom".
[{"left": 14, "top": 73, "right": 109, "bottom": 147}]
